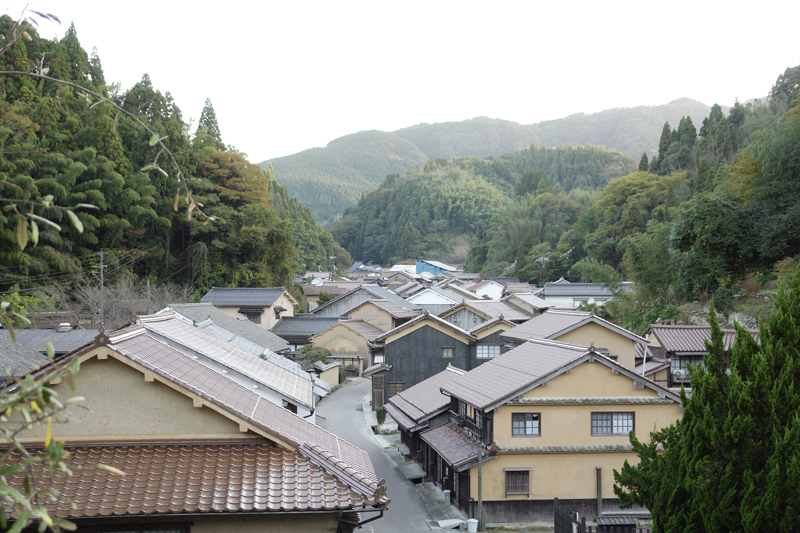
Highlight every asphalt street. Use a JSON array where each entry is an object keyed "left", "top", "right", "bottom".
[{"left": 315, "top": 377, "right": 438, "bottom": 533}]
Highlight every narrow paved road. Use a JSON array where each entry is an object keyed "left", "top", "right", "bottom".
[{"left": 316, "top": 377, "right": 436, "bottom": 532}]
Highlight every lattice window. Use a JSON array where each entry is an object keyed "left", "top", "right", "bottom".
[
  {"left": 511, "top": 413, "right": 540, "bottom": 436},
  {"left": 477, "top": 345, "right": 500, "bottom": 359},
  {"left": 442, "top": 347, "right": 454, "bottom": 358},
  {"left": 505, "top": 469, "right": 530, "bottom": 495},
  {"left": 591, "top": 412, "right": 634, "bottom": 435},
  {"left": 387, "top": 382, "right": 404, "bottom": 398}
]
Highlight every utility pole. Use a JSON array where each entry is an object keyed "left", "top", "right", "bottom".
[
  {"left": 97, "top": 251, "right": 105, "bottom": 331},
  {"left": 478, "top": 444, "right": 483, "bottom": 531}
]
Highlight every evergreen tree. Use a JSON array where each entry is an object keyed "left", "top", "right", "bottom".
[
  {"left": 638, "top": 152, "right": 649, "bottom": 172},
  {"left": 658, "top": 122, "right": 672, "bottom": 162},
  {"left": 615, "top": 266, "right": 800, "bottom": 533},
  {"left": 197, "top": 97, "right": 224, "bottom": 150}
]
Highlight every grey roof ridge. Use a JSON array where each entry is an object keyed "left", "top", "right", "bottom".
[
  {"left": 545, "top": 313, "right": 648, "bottom": 345},
  {"left": 374, "top": 310, "right": 476, "bottom": 343},
  {"left": 469, "top": 316, "right": 516, "bottom": 335},
  {"left": 500, "top": 444, "right": 635, "bottom": 453}
]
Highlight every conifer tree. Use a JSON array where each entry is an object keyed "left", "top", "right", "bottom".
[
  {"left": 638, "top": 152, "right": 649, "bottom": 172},
  {"left": 197, "top": 97, "right": 224, "bottom": 150},
  {"left": 615, "top": 266, "right": 800, "bottom": 533}
]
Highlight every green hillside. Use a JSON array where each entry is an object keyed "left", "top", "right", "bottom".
[
  {"left": 260, "top": 99, "right": 718, "bottom": 225},
  {"left": 260, "top": 130, "right": 428, "bottom": 227}
]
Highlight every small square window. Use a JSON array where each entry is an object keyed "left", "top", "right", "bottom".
[
  {"left": 512, "top": 413, "right": 540, "bottom": 437},
  {"left": 442, "top": 347, "right": 454, "bottom": 358},
  {"left": 505, "top": 469, "right": 529, "bottom": 495},
  {"left": 591, "top": 412, "right": 634, "bottom": 435}
]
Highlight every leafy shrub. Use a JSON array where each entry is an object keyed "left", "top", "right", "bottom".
[{"left": 375, "top": 406, "right": 386, "bottom": 425}]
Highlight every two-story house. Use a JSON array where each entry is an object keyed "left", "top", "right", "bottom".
[
  {"left": 4, "top": 320, "right": 388, "bottom": 532},
  {"left": 200, "top": 287, "right": 297, "bottom": 329},
  {"left": 420, "top": 338, "right": 682, "bottom": 523},
  {"left": 366, "top": 311, "right": 513, "bottom": 407},
  {"left": 501, "top": 310, "right": 647, "bottom": 371}
]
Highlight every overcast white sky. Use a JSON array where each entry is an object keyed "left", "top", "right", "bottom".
[{"left": 7, "top": 1, "right": 800, "bottom": 163}]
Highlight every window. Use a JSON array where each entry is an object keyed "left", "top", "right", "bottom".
[
  {"left": 573, "top": 299, "right": 589, "bottom": 307},
  {"left": 477, "top": 345, "right": 501, "bottom": 359},
  {"left": 387, "top": 382, "right": 404, "bottom": 397},
  {"left": 442, "top": 347, "right": 454, "bottom": 358},
  {"left": 591, "top": 412, "right": 634, "bottom": 435},
  {"left": 505, "top": 469, "right": 530, "bottom": 495},
  {"left": 512, "top": 413, "right": 540, "bottom": 437}
]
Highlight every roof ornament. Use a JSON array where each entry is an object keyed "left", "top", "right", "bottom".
[{"left": 589, "top": 342, "right": 596, "bottom": 353}]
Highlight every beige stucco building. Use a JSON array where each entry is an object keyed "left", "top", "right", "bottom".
[
  {"left": 5, "top": 322, "right": 387, "bottom": 532},
  {"left": 419, "top": 337, "right": 682, "bottom": 523}
]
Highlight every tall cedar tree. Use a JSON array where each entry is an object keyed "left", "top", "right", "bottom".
[
  {"left": 614, "top": 267, "right": 800, "bottom": 533},
  {"left": 197, "top": 97, "right": 225, "bottom": 150}
]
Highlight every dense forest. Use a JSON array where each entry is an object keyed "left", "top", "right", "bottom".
[
  {"left": 333, "top": 63, "right": 800, "bottom": 331},
  {"left": 0, "top": 16, "right": 345, "bottom": 314},
  {"left": 263, "top": 100, "right": 717, "bottom": 226},
  {"left": 331, "top": 145, "right": 634, "bottom": 265}
]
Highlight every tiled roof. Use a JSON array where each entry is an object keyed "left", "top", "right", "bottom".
[
  {"left": 139, "top": 314, "right": 313, "bottom": 408},
  {"left": 505, "top": 292, "right": 554, "bottom": 310},
  {"left": 106, "top": 327, "right": 379, "bottom": 486},
  {"left": 359, "top": 299, "right": 419, "bottom": 319},
  {"left": 338, "top": 320, "right": 385, "bottom": 341},
  {"left": 271, "top": 316, "right": 341, "bottom": 338},
  {"left": 501, "top": 310, "right": 646, "bottom": 344},
  {"left": 503, "top": 282, "right": 536, "bottom": 294},
  {"left": 0, "top": 333, "right": 50, "bottom": 379},
  {"left": 648, "top": 324, "right": 759, "bottom": 353},
  {"left": 420, "top": 424, "right": 479, "bottom": 470},
  {"left": 169, "top": 303, "right": 289, "bottom": 353},
  {"left": 374, "top": 311, "right": 475, "bottom": 343},
  {"left": 541, "top": 281, "right": 632, "bottom": 297},
  {"left": 384, "top": 403, "right": 417, "bottom": 431},
  {"left": 441, "top": 338, "right": 590, "bottom": 410},
  {"left": 469, "top": 316, "right": 516, "bottom": 336},
  {"left": 387, "top": 365, "right": 465, "bottom": 428},
  {"left": 6, "top": 329, "right": 98, "bottom": 354},
  {"left": 4, "top": 443, "right": 377, "bottom": 519},
  {"left": 450, "top": 300, "right": 533, "bottom": 323},
  {"left": 311, "top": 286, "right": 419, "bottom": 316},
  {"left": 201, "top": 287, "right": 295, "bottom": 307},
  {"left": 301, "top": 283, "right": 360, "bottom": 296}
]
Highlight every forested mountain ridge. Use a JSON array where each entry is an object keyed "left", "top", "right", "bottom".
[
  {"left": 0, "top": 16, "right": 345, "bottom": 310},
  {"left": 261, "top": 99, "right": 719, "bottom": 225},
  {"left": 260, "top": 130, "right": 428, "bottom": 226},
  {"left": 332, "top": 144, "right": 635, "bottom": 266}
]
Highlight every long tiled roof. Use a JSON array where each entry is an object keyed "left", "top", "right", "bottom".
[
  {"left": 387, "top": 365, "right": 465, "bottom": 428},
  {"left": 169, "top": 303, "right": 289, "bottom": 353},
  {"left": 441, "top": 339, "right": 591, "bottom": 410},
  {"left": 6, "top": 329, "right": 98, "bottom": 354},
  {"left": 4, "top": 443, "right": 377, "bottom": 518},
  {"left": 271, "top": 316, "right": 342, "bottom": 338},
  {"left": 312, "top": 285, "right": 419, "bottom": 316},
  {"left": 139, "top": 314, "right": 313, "bottom": 408},
  {"left": 501, "top": 310, "right": 646, "bottom": 344},
  {"left": 106, "top": 326, "right": 378, "bottom": 486},
  {"left": 358, "top": 299, "right": 419, "bottom": 319},
  {"left": 338, "top": 320, "right": 385, "bottom": 341},
  {"left": 446, "top": 300, "right": 533, "bottom": 323},
  {"left": 541, "top": 281, "right": 632, "bottom": 297},
  {"left": 648, "top": 324, "right": 759, "bottom": 352},
  {"left": 201, "top": 287, "right": 294, "bottom": 307},
  {"left": 0, "top": 333, "right": 50, "bottom": 379}
]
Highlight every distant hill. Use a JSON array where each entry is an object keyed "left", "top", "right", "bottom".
[
  {"left": 260, "top": 98, "right": 719, "bottom": 225},
  {"left": 261, "top": 130, "right": 428, "bottom": 227}
]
